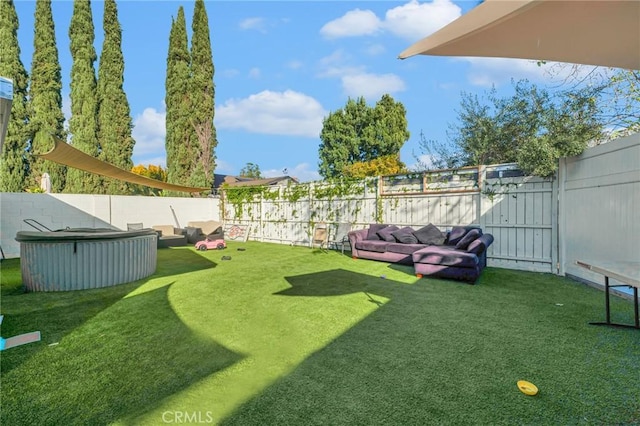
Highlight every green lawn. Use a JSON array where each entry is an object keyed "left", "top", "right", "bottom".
[{"left": 1, "top": 241, "right": 638, "bottom": 425}]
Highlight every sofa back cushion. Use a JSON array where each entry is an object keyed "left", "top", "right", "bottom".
[
  {"left": 467, "top": 233, "right": 494, "bottom": 255},
  {"left": 412, "top": 223, "right": 445, "bottom": 245},
  {"left": 392, "top": 226, "right": 419, "bottom": 244},
  {"left": 377, "top": 225, "right": 399, "bottom": 242},
  {"left": 455, "top": 229, "right": 481, "bottom": 250},
  {"left": 446, "top": 226, "right": 482, "bottom": 246},
  {"left": 366, "top": 224, "right": 389, "bottom": 240}
]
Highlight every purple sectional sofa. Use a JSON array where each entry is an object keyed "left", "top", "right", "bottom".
[{"left": 348, "top": 224, "right": 494, "bottom": 283}]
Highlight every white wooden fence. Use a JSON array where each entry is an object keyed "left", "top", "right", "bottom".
[
  {"left": 221, "top": 164, "right": 556, "bottom": 273},
  {"left": 2, "top": 133, "right": 637, "bottom": 283}
]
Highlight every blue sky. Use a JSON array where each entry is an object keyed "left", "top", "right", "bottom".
[{"left": 13, "top": 0, "right": 573, "bottom": 182}]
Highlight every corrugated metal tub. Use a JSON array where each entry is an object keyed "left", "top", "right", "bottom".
[{"left": 15, "top": 228, "right": 157, "bottom": 292}]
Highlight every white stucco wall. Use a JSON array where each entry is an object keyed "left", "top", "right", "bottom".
[{"left": 0, "top": 193, "right": 219, "bottom": 259}]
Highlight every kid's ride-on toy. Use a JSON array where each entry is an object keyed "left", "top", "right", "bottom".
[{"left": 195, "top": 238, "right": 226, "bottom": 251}]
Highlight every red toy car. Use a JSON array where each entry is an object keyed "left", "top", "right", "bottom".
[{"left": 195, "top": 239, "right": 226, "bottom": 251}]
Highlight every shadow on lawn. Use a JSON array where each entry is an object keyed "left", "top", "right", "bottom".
[
  {"left": 275, "top": 268, "right": 405, "bottom": 299},
  {"left": 1, "top": 282, "right": 243, "bottom": 426},
  {"left": 224, "top": 268, "right": 640, "bottom": 425},
  {"left": 0, "top": 249, "right": 217, "bottom": 375}
]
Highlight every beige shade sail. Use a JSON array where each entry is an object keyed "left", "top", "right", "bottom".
[
  {"left": 399, "top": 0, "right": 640, "bottom": 70},
  {"left": 37, "top": 139, "right": 210, "bottom": 193}
]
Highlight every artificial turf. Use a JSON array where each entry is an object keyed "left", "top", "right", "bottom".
[{"left": 1, "top": 241, "right": 638, "bottom": 425}]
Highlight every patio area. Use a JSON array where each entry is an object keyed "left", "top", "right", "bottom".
[{"left": 1, "top": 241, "right": 638, "bottom": 425}]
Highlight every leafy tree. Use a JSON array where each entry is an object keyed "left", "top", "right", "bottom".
[
  {"left": 0, "top": 0, "right": 29, "bottom": 192},
  {"left": 188, "top": 0, "right": 216, "bottom": 189},
  {"left": 97, "top": 0, "right": 135, "bottom": 195},
  {"left": 65, "top": 0, "right": 101, "bottom": 193},
  {"left": 131, "top": 164, "right": 167, "bottom": 196},
  {"left": 27, "top": 0, "right": 67, "bottom": 192},
  {"left": 319, "top": 94, "right": 409, "bottom": 179},
  {"left": 239, "top": 162, "right": 262, "bottom": 178},
  {"left": 542, "top": 64, "right": 640, "bottom": 136},
  {"left": 417, "top": 80, "right": 603, "bottom": 177},
  {"left": 343, "top": 154, "right": 406, "bottom": 178},
  {"left": 165, "top": 7, "right": 192, "bottom": 191}
]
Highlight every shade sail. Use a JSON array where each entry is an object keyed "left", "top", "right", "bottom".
[
  {"left": 38, "top": 139, "right": 210, "bottom": 193},
  {"left": 399, "top": 0, "right": 640, "bottom": 70}
]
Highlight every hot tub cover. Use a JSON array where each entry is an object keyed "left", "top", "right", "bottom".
[{"left": 16, "top": 228, "right": 158, "bottom": 242}]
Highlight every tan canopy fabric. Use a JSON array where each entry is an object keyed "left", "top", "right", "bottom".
[
  {"left": 399, "top": 0, "right": 640, "bottom": 70},
  {"left": 38, "top": 139, "right": 210, "bottom": 193}
]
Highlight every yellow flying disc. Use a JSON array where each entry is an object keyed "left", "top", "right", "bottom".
[{"left": 517, "top": 380, "right": 539, "bottom": 396}]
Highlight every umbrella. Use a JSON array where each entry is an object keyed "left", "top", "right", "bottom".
[{"left": 399, "top": 0, "right": 640, "bottom": 70}]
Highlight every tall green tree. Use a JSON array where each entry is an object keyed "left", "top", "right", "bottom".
[
  {"left": 165, "top": 7, "right": 192, "bottom": 189},
  {"left": 188, "top": 0, "right": 216, "bottom": 189},
  {"left": 318, "top": 95, "right": 409, "bottom": 179},
  {"left": 542, "top": 64, "right": 640, "bottom": 136},
  {"left": 239, "top": 162, "right": 262, "bottom": 178},
  {"left": 97, "top": 0, "right": 135, "bottom": 194},
  {"left": 0, "top": 0, "right": 29, "bottom": 192},
  {"left": 66, "top": 0, "right": 101, "bottom": 193},
  {"left": 417, "top": 80, "right": 604, "bottom": 177},
  {"left": 28, "top": 0, "right": 67, "bottom": 192}
]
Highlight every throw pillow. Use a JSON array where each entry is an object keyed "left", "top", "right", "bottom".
[
  {"left": 377, "top": 225, "right": 400, "bottom": 242},
  {"left": 412, "top": 223, "right": 445, "bottom": 245},
  {"left": 455, "top": 229, "right": 481, "bottom": 250},
  {"left": 392, "top": 226, "right": 418, "bottom": 244},
  {"left": 446, "top": 226, "right": 470, "bottom": 246},
  {"left": 366, "top": 223, "right": 389, "bottom": 240}
]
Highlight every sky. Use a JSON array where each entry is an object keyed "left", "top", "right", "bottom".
[{"left": 12, "top": 0, "right": 575, "bottom": 182}]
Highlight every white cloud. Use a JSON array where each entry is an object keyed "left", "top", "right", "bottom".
[
  {"left": 215, "top": 90, "right": 327, "bottom": 137},
  {"left": 239, "top": 17, "right": 266, "bottom": 32},
  {"left": 461, "top": 57, "right": 550, "bottom": 87},
  {"left": 214, "top": 159, "right": 234, "bottom": 174},
  {"left": 132, "top": 106, "right": 166, "bottom": 166},
  {"left": 286, "top": 60, "right": 304, "bottom": 70},
  {"left": 263, "top": 163, "right": 321, "bottom": 183},
  {"left": 384, "top": 0, "right": 461, "bottom": 41},
  {"left": 342, "top": 73, "right": 406, "bottom": 99},
  {"left": 221, "top": 68, "right": 240, "bottom": 78},
  {"left": 317, "top": 50, "right": 406, "bottom": 99},
  {"left": 317, "top": 50, "right": 365, "bottom": 78},
  {"left": 248, "top": 67, "right": 261, "bottom": 79},
  {"left": 364, "top": 43, "right": 386, "bottom": 56},
  {"left": 319, "top": 1, "right": 460, "bottom": 41},
  {"left": 320, "top": 9, "right": 382, "bottom": 39}
]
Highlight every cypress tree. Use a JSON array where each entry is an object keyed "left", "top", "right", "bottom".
[
  {"left": 66, "top": 0, "right": 101, "bottom": 193},
  {"left": 28, "top": 0, "right": 67, "bottom": 192},
  {"left": 97, "top": 0, "right": 134, "bottom": 194},
  {"left": 0, "top": 0, "right": 29, "bottom": 192},
  {"left": 188, "top": 0, "right": 216, "bottom": 189},
  {"left": 165, "top": 7, "right": 192, "bottom": 189}
]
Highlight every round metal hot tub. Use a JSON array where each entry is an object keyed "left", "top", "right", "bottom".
[{"left": 15, "top": 228, "right": 157, "bottom": 292}]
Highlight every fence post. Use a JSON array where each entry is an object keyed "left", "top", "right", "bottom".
[
  {"left": 556, "top": 158, "right": 566, "bottom": 276},
  {"left": 477, "top": 165, "right": 486, "bottom": 230}
]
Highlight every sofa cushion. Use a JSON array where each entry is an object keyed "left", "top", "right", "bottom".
[
  {"left": 355, "top": 240, "right": 388, "bottom": 253},
  {"left": 377, "top": 225, "right": 399, "bottom": 242},
  {"left": 412, "top": 245, "right": 479, "bottom": 268},
  {"left": 392, "top": 226, "right": 418, "bottom": 244},
  {"left": 413, "top": 223, "right": 445, "bottom": 245},
  {"left": 455, "top": 228, "right": 481, "bottom": 250},
  {"left": 467, "top": 233, "right": 494, "bottom": 255},
  {"left": 366, "top": 224, "right": 389, "bottom": 240},
  {"left": 445, "top": 226, "right": 469, "bottom": 246},
  {"left": 386, "top": 242, "right": 426, "bottom": 255}
]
